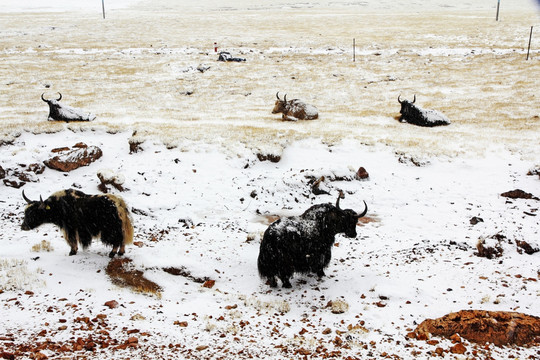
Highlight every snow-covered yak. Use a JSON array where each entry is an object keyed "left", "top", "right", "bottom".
[
  {"left": 21, "top": 189, "right": 133, "bottom": 258},
  {"left": 398, "top": 95, "right": 450, "bottom": 127},
  {"left": 41, "top": 92, "right": 96, "bottom": 122},
  {"left": 272, "top": 92, "right": 318, "bottom": 121},
  {"left": 257, "top": 193, "right": 368, "bottom": 288}
]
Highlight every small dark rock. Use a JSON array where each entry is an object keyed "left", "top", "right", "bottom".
[
  {"left": 470, "top": 216, "right": 484, "bottom": 225},
  {"left": 257, "top": 153, "right": 281, "bottom": 163}
]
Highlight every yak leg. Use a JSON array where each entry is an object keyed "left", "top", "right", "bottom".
[
  {"left": 117, "top": 243, "right": 126, "bottom": 257},
  {"left": 267, "top": 276, "right": 278, "bottom": 288},
  {"left": 66, "top": 231, "right": 78, "bottom": 256},
  {"left": 101, "top": 230, "right": 121, "bottom": 258},
  {"left": 278, "top": 271, "right": 293, "bottom": 288},
  {"left": 282, "top": 114, "right": 298, "bottom": 122},
  {"left": 280, "top": 277, "right": 292, "bottom": 288}
]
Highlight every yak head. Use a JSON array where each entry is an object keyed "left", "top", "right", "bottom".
[
  {"left": 21, "top": 191, "right": 58, "bottom": 230},
  {"left": 41, "top": 92, "right": 62, "bottom": 118},
  {"left": 326, "top": 192, "right": 368, "bottom": 238},
  {"left": 41, "top": 92, "right": 62, "bottom": 106},
  {"left": 272, "top": 92, "right": 289, "bottom": 114},
  {"left": 398, "top": 94, "right": 416, "bottom": 117}
]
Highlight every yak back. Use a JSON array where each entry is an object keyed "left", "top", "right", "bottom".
[
  {"left": 400, "top": 101, "right": 450, "bottom": 127},
  {"left": 47, "top": 189, "right": 131, "bottom": 246}
]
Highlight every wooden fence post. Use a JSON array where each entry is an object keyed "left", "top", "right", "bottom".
[{"left": 527, "top": 26, "right": 533, "bottom": 60}]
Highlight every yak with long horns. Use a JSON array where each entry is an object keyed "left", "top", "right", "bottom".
[
  {"left": 41, "top": 92, "right": 96, "bottom": 122},
  {"left": 272, "top": 92, "right": 318, "bottom": 121},
  {"left": 21, "top": 189, "right": 133, "bottom": 258},
  {"left": 257, "top": 192, "right": 368, "bottom": 288}
]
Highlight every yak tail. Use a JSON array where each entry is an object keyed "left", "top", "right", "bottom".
[{"left": 108, "top": 194, "right": 134, "bottom": 245}]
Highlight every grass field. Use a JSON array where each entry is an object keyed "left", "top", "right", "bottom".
[{"left": 1, "top": 2, "right": 539, "bottom": 157}]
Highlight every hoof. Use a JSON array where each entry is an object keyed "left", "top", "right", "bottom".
[
  {"left": 282, "top": 281, "right": 292, "bottom": 288},
  {"left": 108, "top": 251, "right": 116, "bottom": 258},
  {"left": 69, "top": 250, "right": 77, "bottom": 256}
]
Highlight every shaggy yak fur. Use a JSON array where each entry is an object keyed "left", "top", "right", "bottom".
[
  {"left": 258, "top": 194, "right": 367, "bottom": 288},
  {"left": 21, "top": 189, "right": 133, "bottom": 258},
  {"left": 272, "top": 92, "right": 319, "bottom": 121},
  {"left": 398, "top": 94, "right": 450, "bottom": 127}
]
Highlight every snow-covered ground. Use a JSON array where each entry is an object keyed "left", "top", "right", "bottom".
[{"left": 0, "top": 0, "right": 539, "bottom": 359}]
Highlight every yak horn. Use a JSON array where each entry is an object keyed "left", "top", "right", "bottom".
[
  {"left": 335, "top": 190, "right": 345, "bottom": 209},
  {"left": 41, "top": 93, "right": 47, "bottom": 102},
  {"left": 56, "top": 92, "right": 62, "bottom": 101},
  {"left": 397, "top": 94, "right": 402, "bottom": 104},
  {"left": 22, "top": 190, "right": 33, "bottom": 203},
  {"left": 357, "top": 201, "right": 368, "bottom": 218},
  {"left": 412, "top": 94, "right": 416, "bottom": 104},
  {"left": 283, "top": 94, "right": 287, "bottom": 102},
  {"left": 276, "top": 92, "right": 281, "bottom": 100}
]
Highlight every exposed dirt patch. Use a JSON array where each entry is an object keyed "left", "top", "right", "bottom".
[
  {"left": 162, "top": 266, "right": 211, "bottom": 284},
  {"left": 414, "top": 310, "right": 540, "bottom": 347},
  {"left": 106, "top": 258, "right": 162, "bottom": 297}
]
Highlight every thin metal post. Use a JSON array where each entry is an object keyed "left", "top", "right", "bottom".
[
  {"left": 527, "top": 26, "right": 533, "bottom": 60},
  {"left": 496, "top": 0, "right": 500, "bottom": 21},
  {"left": 102, "top": 0, "right": 106, "bottom": 19}
]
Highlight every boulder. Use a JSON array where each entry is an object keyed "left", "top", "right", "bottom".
[
  {"left": 44, "top": 144, "right": 102, "bottom": 172},
  {"left": 414, "top": 310, "right": 540, "bottom": 347},
  {"left": 356, "top": 167, "right": 369, "bottom": 180},
  {"left": 501, "top": 189, "right": 539, "bottom": 201}
]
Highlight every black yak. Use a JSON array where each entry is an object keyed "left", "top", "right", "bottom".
[
  {"left": 257, "top": 193, "right": 367, "bottom": 288},
  {"left": 21, "top": 189, "right": 133, "bottom": 258},
  {"left": 41, "top": 92, "right": 96, "bottom": 122},
  {"left": 398, "top": 94, "right": 450, "bottom": 127},
  {"left": 272, "top": 92, "right": 318, "bottom": 121}
]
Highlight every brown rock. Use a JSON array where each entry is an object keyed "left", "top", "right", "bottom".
[
  {"left": 256, "top": 153, "right": 281, "bottom": 163},
  {"left": 475, "top": 235, "right": 504, "bottom": 259},
  {"left": 3, "top": 179, "right": 25, "bottom": 188},
  {"left": 516, "top": 240, "right": 539, "bottom": 255},
  {"left": 202, "top": 280, "right": 215, "bottom": 288},
  {"left": 0, "top": 352, "right": 15, "bottom": 360},
  {"left": 450, "top": 343, "right": 467, "bottom": 354},
  {"left": 104, "top": 300, "right": 119, "bottom": 309},
  {"left": 44, "top": 144, "right": 102, "bottom": 172},
  {"left": 415, "top": 310, "right": 540, "bottom": 347},
  {"left": 501, "top": 189, "right": 539, "bottom": 201},
  {"left": 356, "top": 167, "right": 369, "bottom": 180}
]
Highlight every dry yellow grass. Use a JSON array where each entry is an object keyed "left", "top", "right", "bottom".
[{"left": 0, "top": 5, "right": 538, "bottom": 157}]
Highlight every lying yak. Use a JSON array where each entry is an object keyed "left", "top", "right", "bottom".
[
  {"left": 258, "top": 193, "right": 368, "bottom": 288},
  {"left": 272, "top": 92, "right": 318, "bottom": 121},
  {"left": 21, "top": 189, "right": 133, "bottom": 258},
  {"left": 41, "top": 92, "right": 96, "bottom": 122},
  {"left": 398, "top": 95, "right": 450, "bottom": 127}
]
